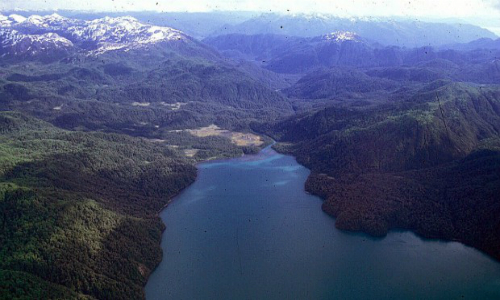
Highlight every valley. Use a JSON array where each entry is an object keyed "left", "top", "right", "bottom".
[
  {"left": 145, "top": 145, "right": 500, "bottom": 300},
  {"left": 0, "top": 9, "right": 499, "bottom": 300},
  {"left": 185, "top": 125, "right": 264, "bottom": 147}
]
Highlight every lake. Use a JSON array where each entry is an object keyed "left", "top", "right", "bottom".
[{"left": 146, "top": 146, "right": 500, "bottom": 300}]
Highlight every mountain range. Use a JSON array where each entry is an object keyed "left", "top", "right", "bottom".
[
  {"left": 0, "top": 13, "right": 205, "bottom": 59},
  {"left": 0, "top": 11, "right": 499, "bottom": 300},
  {"left": 211, "top": 13, "right": 497, "bottom": 47},
  {"left": 206, "top": 33, "right": 500, "bottom": 80}
]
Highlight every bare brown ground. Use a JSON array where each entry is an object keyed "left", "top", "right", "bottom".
[{"left": 186, "top": 125, "right": 263, "bottom": 147}]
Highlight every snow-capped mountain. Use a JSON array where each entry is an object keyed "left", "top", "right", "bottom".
[
  {"left": 19, "top": 13, "right": 76, "bottom": 31},
  {"left": 0, "top": 14, "right": 27, "bottom": 27},
  {"left": 0, "top": 29, "right": 73, "bottom": 56},
  {"left": 0, "top": 13, "right": 188, "bottom": 57},
  {"left": 65, "top": 16, "right": 184, "bottom": 54},
  {"left": 322, "top": 31, "right": 359, "bottom": 42},
  {"left": 213, "top": 13, "right": 497, "bottom": 47}
]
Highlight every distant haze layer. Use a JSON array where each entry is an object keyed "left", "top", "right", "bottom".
[{"left": 1, "top": 0, "right": 500, "bottom": 34}]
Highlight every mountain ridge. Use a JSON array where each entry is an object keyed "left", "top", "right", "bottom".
[
  {"left": 0, "top": 13, "right": 194, "bottom": 58},
  {"left": 1, "top": 10, "right": 499, "bottom": 300},
  {"left": 212, "top": 13, "right": 497, "bottom": 47},
  {"left": 263, "top": 81, "right": 500, "bottom": 260}
]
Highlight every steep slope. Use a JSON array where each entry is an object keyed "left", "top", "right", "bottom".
[
  {"left": 0, "top": 13, "right": 219, "bottom": 60},
  {"left": 0, "top": 29, "right": 73, "bottom": 59},
  {"left": 0, "top": 112, "right": 196, "bottom": 299},
  {"left": 264, "top": 82, "right": 500, "bottom": 260},
  {"left": 0, "top": 14, "right": 293, "bottom": 136}
]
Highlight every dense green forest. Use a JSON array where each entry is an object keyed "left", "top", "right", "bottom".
[
  {"left": 265, "top": 81, "right": 500, "bottom": 260},
  {"left": 0, "top": 31, "right": 283, "bottom": 299},
  {"left": 0, "top": 112, "right": 264, "bottom": 299},
  {"left": 0, "top": 51, "right": 292, "bottom": 137},
  {"left": 1, "top": 11, "right": 500, "bottom": 299}
]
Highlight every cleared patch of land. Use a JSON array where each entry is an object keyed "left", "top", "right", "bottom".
[
  {"left": 183, "top": 149, "right": 199, "bottom": 157},
  {"left": 147, "top": 139, "right": 166, "bottom": 143},
  {"left": 132, "top": 102, "right": 151, "bottom": 107},
  {"left": 186, "top": 124, "right": 264, "bottom": 147},
  {"left": 161, "top": 102, "right": 187, "bottom": 110}
]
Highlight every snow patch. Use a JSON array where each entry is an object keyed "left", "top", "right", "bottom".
[
  {"left": 9, "top": 14, "right": 27, "bottom": 23},
  {"left": 323, "top": 31, "right": 358, "bottom": 42},
  {"left": 0, "top": 29, "right": 73, "bottom": 56},
  {"left": 0, "top": 13, "right": 187, "bottom": 56}
]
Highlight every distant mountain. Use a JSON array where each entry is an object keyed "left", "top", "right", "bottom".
[
  {"left": 212, "top": 13, "right": 497, "bottom": 47},
  {"left": 127, "top": 11, "right": 258, "bottom": 40},
  {"left": 206, "top": 33, "right": 500, "bottom": 79},
  {"left": 204, "top": 33, "right": 296, "bottom": 62},
  {"left": 0, "top": 13, "right": 294, "bottom": 137},
  {"left": 443, "top": 37, "right": 500, "bottom": 51},
  {"left": 3, "top": 11, "right": 495, "bottom": 48},
  {"left": 40, "top": 11, "right": 258, "bottom": 40},
  {"left": 0, "top": 29, "right": 74, "bottom": 58},
  {"left": 1, "top": 9, "right": 499, "bottom": 300},
  {"left": 0, "top": 13, "right": 215, "bottom": 59},
  {"left": 205, "top": 33, "right": 385, "bottom": 73}
]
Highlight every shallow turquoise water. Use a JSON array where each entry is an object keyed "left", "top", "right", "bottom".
[{"left": 145, "top": 146, "right": 500, "bottom": 300}]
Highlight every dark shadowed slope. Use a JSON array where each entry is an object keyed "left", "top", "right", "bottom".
[{"left": 264, "top": 81, "right": 500, "bottom": 260}]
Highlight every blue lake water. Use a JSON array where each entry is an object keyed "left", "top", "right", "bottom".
[{"left": 145, "top": 146, "right": 500, "bottom": 300}]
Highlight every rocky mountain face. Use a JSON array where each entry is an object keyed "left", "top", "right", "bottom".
[
  {"left": 9, "top": 11, "right": 493, "bottom": 47},
  {"left": 0, "top": 13, "right": 191, "bottom": 58}
]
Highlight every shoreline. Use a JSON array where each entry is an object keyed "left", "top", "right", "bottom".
[
  {"left": 270, "top": 142, "right": 500, "bottom": 263},
  {"left": 146, "top": 137, "right": 275, "bottom": 294},
  {"left": 155, "top": 136, "right": 274, "bottom": 216},
  {"left": 144, "top": 138, "right": 500, "bottom": 300}
]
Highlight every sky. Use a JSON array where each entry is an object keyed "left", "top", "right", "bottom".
[{"left": 1, "top": 0, "right": 500, "bottom": 33}]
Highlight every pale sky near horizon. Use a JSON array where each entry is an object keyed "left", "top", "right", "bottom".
[{"left": 2, "top": 0, "right": 500, "bottom": 33}]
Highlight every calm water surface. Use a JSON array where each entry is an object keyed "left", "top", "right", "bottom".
[{"left": 146, "top": 146, "right": 500, "bottom": 300}]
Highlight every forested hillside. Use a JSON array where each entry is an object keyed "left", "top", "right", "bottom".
[
  {"left": 1, "top": 10, "right": 500, "bottom": 299},
  {"left": 0, "top": 112, "right": 200, "bottom": 299},
  {"left": 264, "top": 81, "right": 500, "bottom": 260},
  {"left": 207, "top": 33, "right": 500, "bottom": 81},
  {"left": 0, "top": 53, "right": 292, "bottom": 136},
  {"left": 0, "top": 14, "right": 286, "bottom": 299}
]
